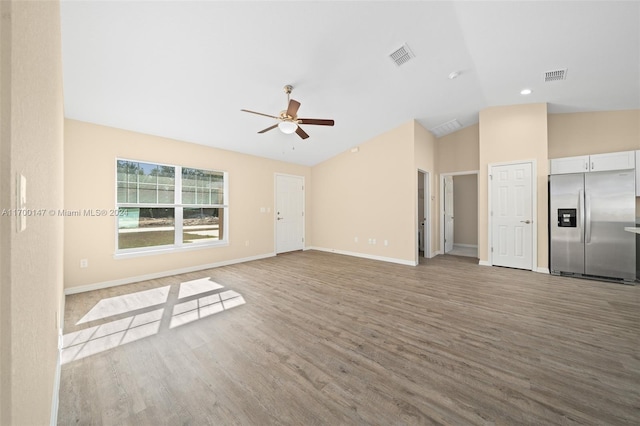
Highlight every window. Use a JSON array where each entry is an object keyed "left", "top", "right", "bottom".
[{"left": 116, "top": 159, "right": 228, "bottom": 255}]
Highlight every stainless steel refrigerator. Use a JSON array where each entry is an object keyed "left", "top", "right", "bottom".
[{"left": 550, "top": 170, "right": 636, "bottom": 283}]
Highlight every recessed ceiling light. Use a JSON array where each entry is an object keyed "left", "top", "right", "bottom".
[
  {"left": 520, "top": 88, "right": 532, "bottom": 95},
  {"left": 448, "top": 71, "right": 460, "bottom": 80}
]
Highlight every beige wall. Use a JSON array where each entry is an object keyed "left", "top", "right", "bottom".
[
  {"left": 479, "top": 103, "right": 549, "bottom": 269},
  {"left": 452, "top": 174, "right": 478, "bottom": 246},
  {"left": 437, "top": 123, "right": 480, "bottom": 174},
  {"left": 1, "top": 1, "right": 65, "bottom": 424},
  {"left": 548, "top": 110, "right": 640, "bottom": 158},
  {"left": 64, "top": 120, "right": 311, "bottom": 290},
  {"left": 311, "top": 120, "right": 420, "bottom": 264},
  {"left": 0, "top": 3, "right": 7, "bottom": 421}
]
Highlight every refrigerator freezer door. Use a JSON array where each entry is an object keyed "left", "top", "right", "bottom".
[
  {"left": 550, "top": 174, "right": 585, "bottom": 275},
  {"left": 585, "top": 171, "right": 636, "bottom": 281}
]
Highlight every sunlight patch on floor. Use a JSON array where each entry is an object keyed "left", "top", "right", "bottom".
[
  {"left": 77, "top": 285, "right": 170, "bottom": 324},
  {"left": 62, "top": 277, "right": 245, "bottom": 364},
  {"left": 62, "top": 309, "right": 163, "bottom": 364},
  {"left": 178, "top": 277, "right": 224, "bottom": 298},
  {"left": 170, "top": 290, "right": 245, "bottom": 329}
]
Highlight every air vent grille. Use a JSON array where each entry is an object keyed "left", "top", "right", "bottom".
[
  {"left": 389, "top": 43, "right": 415, "bottom": 67},
  {"left": 544, "top": 68, "right": 567, "bottom": 82},
  {"left": 430, "top": 119, "right": 462, "bottom": 138}
]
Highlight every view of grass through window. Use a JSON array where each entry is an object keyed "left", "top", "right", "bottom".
[{"left": 116, "top": 160, "right": 226, "bottom": 252}]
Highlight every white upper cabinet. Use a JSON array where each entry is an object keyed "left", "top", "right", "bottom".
[
  {"left": 589, "top": 151, "right": 635, "bottom": 172},
  {"left": 549, "top": 155, "right": 589, "bottom": 174},
  {"left": 550, "top": 151, "right": 635, "bottom": 175}
]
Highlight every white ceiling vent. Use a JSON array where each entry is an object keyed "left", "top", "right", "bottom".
[
  {"left": 430, "top": 119, "right": 462, "bottom": 138},
  {"left": 544, "top": 68, "right": 568, "bottom": 82},
  {"left": 389, "top": 43, "right": 415, "bottom": 67}
]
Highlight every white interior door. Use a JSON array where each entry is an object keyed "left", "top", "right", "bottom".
[
  {"left": 444, "top": 175, "right": 454, "bottom": 253},
  {"left": 490, "top": 162, "right": 533, "bottom": 270},
  {"left": 276, "top": 174, "right": 304, "bottom": 254},
  {"left": 418, "top": 171, "right": 425, "bottom": 252}
]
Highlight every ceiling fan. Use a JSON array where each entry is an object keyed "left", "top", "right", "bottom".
[{"left": 241, "top": 85, "right": 334, "bottom": 140}]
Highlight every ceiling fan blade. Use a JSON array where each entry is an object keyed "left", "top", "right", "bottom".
[
  {"left": 295, "top": 126, "right": 309, "bottom": 140},
  {"left": 298, "top": 118, "right": 335, "bottom": 126},
  {"left": 287, "top": 99, "right": 301, "bottom": 118},
  {"left": 258, "top": 124, "right": 278, "bottom": 134},
  {"left": 241, "top": 109, "right": 279, "bottom": 120}
]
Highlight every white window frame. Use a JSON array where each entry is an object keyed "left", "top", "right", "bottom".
[{"left": 114, "top": 158, "right": 229, "bottom": 259}]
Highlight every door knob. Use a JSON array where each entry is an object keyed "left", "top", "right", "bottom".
[
  {"left": 520, "top": 220, "right": 532, "bottom": 224},
  {"left": 277, "top": 217, "right": 283, "bottom": 220}
]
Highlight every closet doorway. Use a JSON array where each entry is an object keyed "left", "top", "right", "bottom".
[
  {"left": 417, "top": 170, "right": 430, "bottom": 260},
  {"left": 440, "top": 171, "right": 478, "bottom": 258}
]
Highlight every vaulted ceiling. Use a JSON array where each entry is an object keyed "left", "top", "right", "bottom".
[{"left": 60, "top": 1, "right": 640, "bottom": 166}]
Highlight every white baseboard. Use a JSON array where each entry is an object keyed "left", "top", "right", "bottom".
[
  {"left": 308, "top": 247, "right": 416, "bottom": 266},
  {"left": 477, "top": 260, "right": 550, "bottom": 274},
  {"left": 452, "top": 243, "right": 478, "bottom": 248},
  {"left": 50, "top": 348, "right": 61, "bottom": 426},
  {"left": 64, "top": 253, "right": 276, "bottom": 295},
  {"left": 51, "top": 289, "right": 65, "bottom": 425}
]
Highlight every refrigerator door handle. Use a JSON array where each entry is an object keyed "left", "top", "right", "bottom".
[
  {"left": 579, "top": 189, "right": 585, "bottom": 243},
  {"left": 585, "top": 192, "right": 592, "bottom": 244}
]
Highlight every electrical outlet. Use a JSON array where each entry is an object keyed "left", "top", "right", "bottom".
[
  {"left": 384, "top": 240, "right": 389, "bottom": 246},
  {"left": 80, "top": 259, "right": 88, "bottom": 268},
  {"left": 245, "top": 240, "right": 250, "bottom": 246},
  {"left": 354, "top": 236, "right": 358, "bottom": 243}
]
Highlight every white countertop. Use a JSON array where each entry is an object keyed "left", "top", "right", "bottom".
[{"left": 624, "top": 227, "right": 640, "bottom": 234}]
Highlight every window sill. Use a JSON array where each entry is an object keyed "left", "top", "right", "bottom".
[{"left": 114, "top": 240, "right": 229, "bottom": 260}]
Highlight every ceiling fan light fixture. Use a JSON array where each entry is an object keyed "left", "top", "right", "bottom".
[
  {"left": 278, "top": 121, "right": 298, "bottom": 134},
  {"left": 242, "top": 85, "right": 334, "bottom": 140}
]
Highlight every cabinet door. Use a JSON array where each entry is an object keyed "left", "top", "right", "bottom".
[
  {"left": 550, "top": 156, "right": 589, "bottom": 175},
  {"left": 589, "top": 151, "right": 635, "bottom": 172}
]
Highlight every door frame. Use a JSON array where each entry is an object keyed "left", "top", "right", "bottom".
[
  {"left": 274, "top": 173, "right": 305, "bottom": 254},
  {"left": 487, "top": 160, "right": 537, "bottom": 271},
  {"left": 439, "top": 170, "right": 479, "bottom": 256},
  {"left": 417, "top": 169, "right": 430, "bottom": 260}
]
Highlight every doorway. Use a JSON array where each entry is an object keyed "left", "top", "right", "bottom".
[
  {"left": 440, "top": 171, "right": 479, "bottom": 258},
  {"left": 489, "top": 161, "right": 535, "bottom": 270},
  {"left": 417, "top": 170, "right": 430, "bottom": 260},
  {"left": 275, "top": 174, "right": 305, "bottom": 254}
]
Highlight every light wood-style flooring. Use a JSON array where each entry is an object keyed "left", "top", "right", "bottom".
[{"left": 58, "top": 251, "right": 640, "bottom": 425}]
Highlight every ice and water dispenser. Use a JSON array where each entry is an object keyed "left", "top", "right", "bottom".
[{"left": 557, "top": 208, "right": 577, "bottom": 227}]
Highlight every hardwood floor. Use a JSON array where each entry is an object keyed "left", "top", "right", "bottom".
[{"left": 58, "top": 251, "right": 640, "bottom": 425}]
